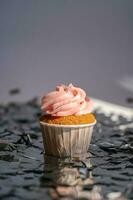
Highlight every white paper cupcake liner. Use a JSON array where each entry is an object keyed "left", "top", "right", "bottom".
[{"left": 40, "top": 120, "right": 96, "bottom": 158}]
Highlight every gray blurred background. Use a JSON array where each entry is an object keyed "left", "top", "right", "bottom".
[{"left": 0, "top": 0, "right": 133, "bottom": 107}]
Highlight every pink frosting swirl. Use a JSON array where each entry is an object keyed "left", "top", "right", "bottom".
[{"left": 41, "top": 83, "right": 93, "bottom": 116}]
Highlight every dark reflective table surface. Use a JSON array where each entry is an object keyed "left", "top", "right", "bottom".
[{"left": 0, "top": 98, "right": 133, "bottom": 200}]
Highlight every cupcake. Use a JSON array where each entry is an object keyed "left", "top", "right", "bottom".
[{"left": 40, "top": 83, "right": 96, "bottom": 158}]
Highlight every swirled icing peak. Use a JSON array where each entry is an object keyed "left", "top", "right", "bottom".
[{"left": 41, "top": 83, "right": 93, "bottom": 116}]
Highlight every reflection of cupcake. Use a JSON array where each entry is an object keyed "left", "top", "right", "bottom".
[
  {"left": 43, "top": 155, "right": 80, "bottom": 186},
  {"left": 40, "top": 83, "right": 96, "bottom": 158}
]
